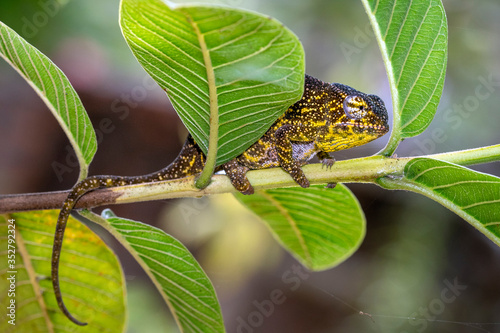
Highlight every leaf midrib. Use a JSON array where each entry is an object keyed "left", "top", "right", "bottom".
[
  {"left": 260, "top": 191, "right": 312, "bottom": 265},
  {"left": 15, "top": 223, "right": 55, "bottom": 332},
  {"left": 181, "top": 9, "right": 219, "bottom": 188},
  {"left": 361, "top": 0, "right": 401, "bottom": 155}
]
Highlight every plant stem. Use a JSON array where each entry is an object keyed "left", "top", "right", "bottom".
[
  {"left": 185, "top": 11, "right": 219, "bottom": 190},
  {"left": 1, "top": 144, "right": 499, "bottom": 214},
  {"left": 426, "top": 144, "right": 500, "bottom": 166},
  {"left": 360, "top": 0, "right": 401, "bottom": 157},
  {"left": 0, "top": 156, "right": 406, "bottom": 213}
]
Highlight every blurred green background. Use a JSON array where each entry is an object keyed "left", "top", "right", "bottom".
[{"left": 1, "top": 0, "right": 499, "bottom": 332}]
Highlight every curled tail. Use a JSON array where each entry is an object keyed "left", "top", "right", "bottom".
[{"left": 52, "top": 134, "right": 205, "bottom": 325}]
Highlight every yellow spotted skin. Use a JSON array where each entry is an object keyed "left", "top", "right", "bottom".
[
  {"left": 52, "top": 74, "right": 389, "bottom": 325},
  {"left": 226, "top": 74, "right": 389, "bottom": 193}
]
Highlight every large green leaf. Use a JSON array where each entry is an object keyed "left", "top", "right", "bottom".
[
  {"left": 361, "top": 0, "right": 448, "bottom": 152},
  {"left": 0, "top": 211, "right": 125, "bottom": 333},
  {"left": 86, "top": 209, "right": 225, "bottom": 333},
  {"left": 0, "top": 22, "right": 97, "bottom": 181},
  {"left": 236, "top": 185, "right": 366, "bottom": 271},
  {"left": 120, "top": 0, "right": 305, "bottom": 167},
  {"left": 379, "top": 158, "right": 500, "bottom": 246}
]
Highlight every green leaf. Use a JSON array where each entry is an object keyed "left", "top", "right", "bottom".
[
  {"left": 87, "top": 209, "right": 225, "bottom": 333},
  {"left": 120, "top": 0, "right": 305, "bottom": 168},
  {"left": 379, "top": 158, "right": 500, "bottom": 247},
  {"left": 0, "top": 211, "right": 126, "bottom": 332},
  {"left": 0, "top": 22, "right": 97, "bottom": 181},
  {"left": 361, "top": 0, "right": 448, "bottom": 153},
  {"left": 236, "top": 185, "right": 366, "bottom": 271}
]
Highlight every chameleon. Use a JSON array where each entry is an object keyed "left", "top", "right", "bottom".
[{"left": 52, "top": 74, "right": 389, "bottom": 325}]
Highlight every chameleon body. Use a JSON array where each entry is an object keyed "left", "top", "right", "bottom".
[{"left": 53, "top": 74, "right": 389, "bottom": 325}]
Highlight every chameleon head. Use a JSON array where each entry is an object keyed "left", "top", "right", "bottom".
[{"left": 317, "top": 83, "right": 389, "bottom": 151}]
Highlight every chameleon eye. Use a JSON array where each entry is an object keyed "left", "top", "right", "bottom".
[{"left": 343, "top": 95, "right": 368, "bottom": 120}]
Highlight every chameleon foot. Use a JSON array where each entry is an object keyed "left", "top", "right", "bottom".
[
  {"left": 285, "top": 165, "right": 310, "bottom": 188},
  {"left": 321, "top": 158, "right": 335, "bottom": 169},
  {"left": 222, "top": 160, "right": 254, "bottom": 195}
]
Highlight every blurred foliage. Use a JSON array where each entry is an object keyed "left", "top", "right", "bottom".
[
  {"left": 335, "top": 195, "right": 452, "bottom": 332},
  {"left": 163, "top": 194, "right": 281, "bottom": 295},
  {"left": 126, "top": 279, "right": 178, "bottom": 333},
  {"left": 0, "top": 0, "right": 140, "bottom": 80}
]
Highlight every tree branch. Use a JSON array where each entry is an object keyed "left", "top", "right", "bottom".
[
  {"left": 0, "top": 156, "right": 406, "bottom": 213},
  {"left": 2, "top": 144, "right": 499, "bottom": 214}
]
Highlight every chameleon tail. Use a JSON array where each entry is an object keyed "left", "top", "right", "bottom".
[{"left": 52, "top": 134, "right": 205, "bottom": 325}]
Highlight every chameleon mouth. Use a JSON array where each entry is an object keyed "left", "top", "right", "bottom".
[{"left": 338, "top": 122, "right": 389, "bottom": 133}]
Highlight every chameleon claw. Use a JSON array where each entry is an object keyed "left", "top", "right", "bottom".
[
  {"left": 321, "top": 158, "right": 336, "bottom": 170},
  {"left": 325, "top": 182, "right": 337, "bottom": 189}
]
